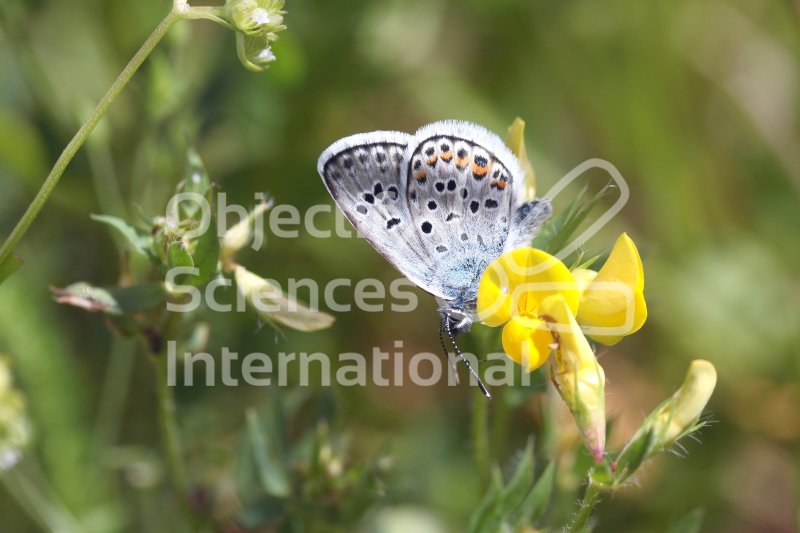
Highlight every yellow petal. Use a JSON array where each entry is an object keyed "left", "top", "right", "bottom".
[
  {"left": 501, "top": 314, "right": 554, "bottom": 371},
  {"left": 477, "top": 248, "right": 578, "bottom": 327},
  {"left": 571, "top": 268, "right": 597, "bottom": 297},
  {"left": 576, "top": 233, "right": 647, "bottom": 345}
]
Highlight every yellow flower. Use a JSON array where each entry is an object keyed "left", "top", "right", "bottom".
[
  {"left": 477, "top": 234, "right": 648, "bottom": 367},
  {"left": 477, "top": 248, "right": 578, "bottom": 368},
  {"left": 476, "top": 234, "right": 647, "bottom": 461}
]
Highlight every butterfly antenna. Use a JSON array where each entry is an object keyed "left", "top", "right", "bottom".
[
  {"left": 439, "top": 321, "right": 460, "bottom": 385},
  {"left": 445, "top": 319, "right": 491, "bottom": 399}
]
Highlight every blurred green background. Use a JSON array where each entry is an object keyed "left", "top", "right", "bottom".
[{"left": 1, "top": 0, "right": 799, "bottom": 531}]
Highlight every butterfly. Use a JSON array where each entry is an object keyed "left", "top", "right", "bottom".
[{"left": 318, "top": 121, "right": 552, "bottom": 397}]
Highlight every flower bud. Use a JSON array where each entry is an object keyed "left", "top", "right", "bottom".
[
  {"left": 544, "top": 296, "right": 606, "bottom": 461},
  {"left": 234, "top": 265, "right": 335, "bottom": 332},
  {"left": 236, "top": 33, "right": 279, "bottom": 72},
  {"left": 221, "top": 198, "right": 273, "bottom": 264},
  {"left": 504, "top": 117, "right": 537, "bottom": 201},
  {"left": 614, "top": 360, "right": 717, "bottom": 481},
  {"left": 651, "top": 359, "right": 717, "bottom": 445},
  {"left": 227, "top": 0, "right": 286, "bottom": 36}
]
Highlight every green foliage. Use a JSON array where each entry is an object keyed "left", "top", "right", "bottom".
[
  {"left": 90, "top": 214, "right": 154, "bottom": 259},
  {"left": 0, "top": 254, "right": 23, "bottom": 286},
  {"left": 532, "top": 183, "right": 614, "bottom": 258},
  {"left": 667, "top": 508, "right": 705, "bottom": 533},
  {"left": 468, "top": 440, "right": 555, "bottom": 533}
]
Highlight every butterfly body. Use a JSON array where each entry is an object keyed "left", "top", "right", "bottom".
[{"left": 318, "top": 120, "right": 551, "bottom": 336}]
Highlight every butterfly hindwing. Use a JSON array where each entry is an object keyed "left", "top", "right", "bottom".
[{"left": 317, "top": 131, "right": 451, "bottom": 299}]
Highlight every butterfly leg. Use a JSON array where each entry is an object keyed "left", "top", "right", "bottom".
[{"left": 444, "top": 319, "right": 491, "bottom": 399}]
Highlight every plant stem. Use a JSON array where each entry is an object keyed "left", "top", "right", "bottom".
[
  {"left": 0, "top": 466, "right": 81, "bottom": 532},
  {"left": 152, "top": 349, "right": 189, "bottom": 497},
  {"left": 568, "top": 482, "right": 603, "bottom": 533},
  {"left": 152, "top": 351, "right": 196, "bottom": 523},
  {"left": 0, "top": 10, "right": 180, "bottom": 265},
  {"left": 472, "top": 390, "right": 490, "bottom": 483}
]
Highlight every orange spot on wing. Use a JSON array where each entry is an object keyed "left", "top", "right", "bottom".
[
  {"left": 471, "top": 162, "right": 489, "bottom": 176},
  {"left": 415, "top": 170, "right": 426, "bottom": 181},
  {"left": 440, "top": 151, "right": 453, "bottom": 162},
  {"left": 497, "top": 179, "right": 507, "bottom": 190},
  {"left": 426, "top": 155, "right": 438, "bottom": 166}
]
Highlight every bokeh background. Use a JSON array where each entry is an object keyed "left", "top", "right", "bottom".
[{"left": 1, "top": 0, "right": 799, "bottom": 531}]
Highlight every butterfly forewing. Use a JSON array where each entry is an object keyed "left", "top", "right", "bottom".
[
  {"left": 317, "top": 131, "right": 451, "bottom": 299},
  {"left": 402, "top": 121, "right": 523, "bottom": 299}
]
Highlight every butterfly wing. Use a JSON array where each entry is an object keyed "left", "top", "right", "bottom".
[
  {"left": 403, "top": 121, "right": 551, "bottom": 301},
  {"left": 317, "top": 131, "right": 451, "bottom": 299}
]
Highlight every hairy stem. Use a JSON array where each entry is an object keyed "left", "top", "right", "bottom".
[
  {"left": 568, "top": 482, "right": 603, "bottom": 532},
  {"left": 0, "top": 10, "right": 180, "bottom": 265}
]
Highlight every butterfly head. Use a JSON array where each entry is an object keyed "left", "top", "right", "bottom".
[{"left": 438, "top": 298, "right": 476, "bottom": 335}]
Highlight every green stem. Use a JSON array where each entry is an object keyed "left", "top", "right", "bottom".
[
  {"left": 152, "top": 351, "right": 189, "bottom": 498},
  {"left": 568, "top": 482, "right": 603, "bottom": 533},
  {"left": 471, "top": 390, "right": 490, "bottom": 483},
  {"left": 0, "top": 466, "right": 81, "bottom": 532},
  {"left": 150, "top": 311, "right": 206, "bottom": 529},
  {"left": 0, "top": 9, "right": 180, "bottom": 265}
]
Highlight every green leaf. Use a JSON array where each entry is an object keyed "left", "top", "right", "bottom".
[
  {"left": 532, "top": 183, "right": 613, "bottom": 256},
  {"left": 668, "top": 508, "right": 705, "bottom": 533},
  {"left": 515, "top": 461, "right": 555, "bottom": 527},
  {"left": 52, "top": 282, "right": 169, "bottom": 315},
  {"left": 90, "top": 214, "right": 153, "bottom": 257},
  {"left": 613, "top": 428, "right": 655, "bottom": 483},
  {"left": 467, "top": 468, "right": 505, "bottom": 533},
  {"left": 0, "top": 253, "right": 23, "bottom": 285},
  {"left": 167, "top": 240, "right": 195, "bottom": 285},
  {"left": 187, "top": 194, "right": 220, "bottom": 287},
  {"left": 501, "top": 438, "right": 535, "bottom": 516},
  {"left": 245, "top": 408, "right": 290, "bottom": 498}
]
